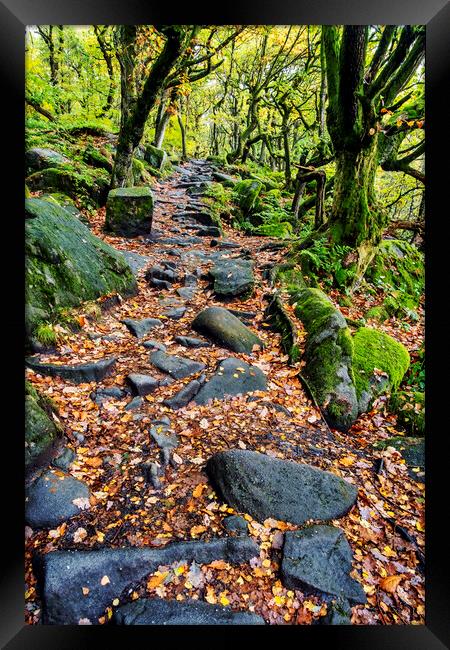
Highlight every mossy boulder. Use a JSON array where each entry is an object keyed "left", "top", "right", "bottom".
[
  {"left": 25, "top": 197, "right": 136, "bottom": 337},
  {"left": 364, "top": 239, "right": 424, "bottom": 305},
  {"left": 26, "top": 165, "right": 109, "bottom": 207},
  {"left": 25, "top": 147, "right": 69, "bottom": 175},
  {"left": 83, "top": 144, "right": 113, "bottom": 172},
  {"left": 144, "top": 144, "right": 168, "bottom": 170},
  {"left": 25, "top": 381, "right": 63, "bottom": 472},
  {"left": 105, "top": 187, "right": 154, "bottom": 237},
  {"left": 389, "top": 390, "right": 425, "bottom": 436},
  {"left": 353, "top": 327, "right": 410, "bottom": 412},
  {"left": 41, "top": 193, "right": 90, "bottom": 227},
  {"left": 234, "top": 179, "right": 263, "bottom": 215},
  {"left": 292, "top": 288, "right": 358, "bottom": 431}
]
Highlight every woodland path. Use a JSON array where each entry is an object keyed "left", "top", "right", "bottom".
[{"left": 25, "top": 159, "right": 425, "bottom": 626}]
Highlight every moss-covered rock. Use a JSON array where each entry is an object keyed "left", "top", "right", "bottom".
[
  {"left": 364, "top": 239, "right": 424, "bottom": 305},
  {"left": 25, "top": 381, "right": 63, "bottom": 472},
  {"left": 83, "top": 144, "right": 113, "bottom": 172},
  {"left": 25, "top": 147, "right": 69, "bottom": 175},
  {"left": 353, "top": 327, "right": 410, "bottom": 412},
  {"left": 25, "top": 197, "right": 136, "bottom": 337},
  {"left": 291, "top": 287, "right": 358, "bottom": 431},
  {"left": 26, "top": 165, "right": 109, "bottom": 207},
  {"left": 234, "top": 179, "right": 263, "bottom": 215},
  {"left": 41, "top": 193, "right": 90, "bottom": 227},
  {"left": 144, "top": 144, "right": 168, "bottom": 170},
  {"left": 105, "top": 187, "right": 154, "bottom": 237},
  {"left": 389, "top": 390, "right": 425, "bottom": 436}
]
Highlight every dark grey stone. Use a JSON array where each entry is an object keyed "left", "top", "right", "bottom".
[
  {"left": 149, "top": 421, "right": 178, "bottom": 449},
  {"left": 175, "top": 336, "right": 210, "bottom": 349},
  {"left": 163, "top": 379, "right": 202, "bottom": 410},
  {"left": 196, "top": 226, "right": 221, "bottom": 237},
  {"left": 122, "top": 318, "right": 162, "bottom": 338},
  {"left": 126, "top": 373, "right": 159, "bottom": 397},
  {"left": 145, "top": 265, "right": 181, "bottom": 284},
  {"left": 148, "top": 277, "right": 172, "bottom": 290},
  {"left": 125, "top": 396, "right": 144, "bottom": 411},
  {"left": 25, "top": 147, "right": 69, "bottom": 174},
  {"left": 92, "top": 386, "right": 126, "bottom": 403},
  {"left": 223, "top": 515, "right": 248, "bottom": 536},
  {"left": 52, "top": 447, "right": 76, "bottom": 471},
  {"left": 194, "top": 358, "right": 266, "bottom": 405},
  {"left": 318, "top": 597, "right": 352, "bottom": 625},
  {"left": 113, "top": 597, "right": 265, "bottom": 625},
  {"left": 35, "top": 537, "right": 260, "bottom": 624},
  {"left": 142, "top": 340, "right": 167, "bottom": 352},
  {"left": 210, "top": 239, "right": 241, "bottom": 249},
  {"left": 210, "top": 258, "right": 254, "bottom": 297},
  {"left": 149, "top": 351, "right": 205, "bottom": 379},
  {"left": 192, "top": 307, "right": 263, "bottom": 354},
  {"left": 25, "top": 356, "right": 117, "bottom": 384},
  {"left": 227, "top": 309, "right": 257, "bottom": 322},
  {"left": 120, "top": 250, "right": 152, "bottom": 276},
  {"left": 177, "top": 287, "right": 196, "bottom": 300},
  {"left": 164, "top": 307, "right": 187, "bottom": 320},
  {"left": 206, "top": 450, "right": 358, "bottom": 525},
  {"left": 281, "top": 526, "right": 366, "bottom": 604},
  {"left": 26, "top": 469, "right": 90, "bottom": 529}
]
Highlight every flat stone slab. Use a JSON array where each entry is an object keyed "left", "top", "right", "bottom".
[
  {"left": 119, "top": 250, "right": 152, "bottom": 276},
  {"left": 122, "top": 317, "right": 162, "bottom": 338},
  {"left": 175, "top": 336, "right": 210, "bottom": 348},
  {"left": 192, "top": 307, "right": 263, "bottom": 354},
  {"left": 35, "top": 537, "right": 260, "bottom": 624},
  {"left": 142, "top": 340, "right": 167, "bottom": 351},
  {"left": 149, "top": 420, "right": 178, "bottom": 449},
  {"left": 163, "top": 378, "right": 203, "bottom": 410},
  {"left": 26, "top": 356, "right": 116, "bottom": 384},
  {"left": 126, "top": 373, "right": 159, "bottom": 396},
  {"left": 26, "top": 469, "right": 90, "bottom": 529},
  {"left": 164, "top": 307, "right": 187, "bottom": 320},
  {"left": 206, "top": 450, "right": 358, "bottom": 525},
  {"left": 194, "top": 358, "right": 266, "bottom": 405},
  {"left": 149, "top": 350, "right": 205, "bottom": 379},
  {"left": 113, "top": 597, "right": 265, "bottom": 625},
  {"left": 210, "top": 258, "right": 254, "bottom": 297},
  {"left": 281, "top": 525, "right": 366, "bottom": 604}
]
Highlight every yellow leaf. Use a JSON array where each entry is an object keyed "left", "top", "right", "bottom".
[
  {"left": 190, "top": 525, "right": 207, "bottom": 536},
  {"left": 205, "top": 585, "right": 216, "bottom": 604},
  {"left": 112, "top": 598, "right": 120, "bottom": 606},
  {"left": 339, "top": 456, "right": 355, "bottom": 467},
  {"left": 416, "top": 520, "right": 425, "bottom": 532},
  {"left": 380, "top": 574, "right": 404, "bottom": 594},
  {"left": 96, "top": 530, "right": 105, "bottom": 543},
  {"left": 383, "top": 545, "right": 397, "bottom": 558},
  {"left": 219, "top": 592, "right": 230, "bottom": 606},
  {"left": 192, "top": 483, "right": 206, "bottom": 498},
  {"left": 174, "top": 564, "right": 187, "bottom": 576}
]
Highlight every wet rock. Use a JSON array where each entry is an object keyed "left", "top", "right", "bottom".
[
  {"left": 25, "top": 356, "right": 117, "bottom": 384},
  {"left": 148, "top": 277, "right": 172, "bottom": 290},
  {"left": 35, "top": 537, "right": 260, "bottom": 624},
  {"left": 194, "top": 358, "right": 266, "bottom": 405},
  {"left": 192, "top": 306, "right": 263, "bottom": 353},
  {"left": 196, "top": 226, "right": 221, "bottom": 237},
  {"left": 149, "top": 351, "right": 205, "bottom": 379},
  {"left": 52, "top": 447, "right": 76, "bottom": 471},
  {"left": 25, "top": 383, "right": 63, "bottom": 473},
  {"left": 142, "top": 340, "right": 167, "bottom": 352},
  {"left": 210, "top": 258, "right": 254, "bottom": 297},
  {"left": 223, "top": 515, "right": 248, "bottom": 537},
  {"left": 318, "top": 597, "right": 352, "bottom": 625},
  {"left": 163, "top": 379, "right": 203, "bottom": 410},
  {"left": 25, "top": 147, "right": 69, "bottom": 174},
  {"left": 177, "top": 287, "right": 196, "bottom": 300},
  {"left": 206, "top": 450, "right": 358, "bottom": 525},
  {"left": 113, "top": 597, "right": 265, "bottom": 625},
  {"left": 210, "top": 239, "right": 241, "bottom": 249},
  {"left": 126, "top": 373, "right": 159, "bottom": 397},
  {"left": 164, "top": 307, "right": 187, "bottom": 320},
  {"left": 145, "top": 265, "right": 181, "bottom": 284},
  {"left": 281, "top": 526, "right": 366, "bottom": 604},
  {"left": 91, "top": 386, "right": 126, "bottom": 404},
  {"left": 120, "top": 250, "right": 152, "bottom": 276},
  {"left": 26, "top": 469, "right": 90, "bottom": 529},
  {"left": 122, "top": 317, "right": 162, "bottom": 338},
  {"left": 175, "top": 336, "right": 210, "bottom": 348},
  {"left": 125, "top": 396, "right": 144, "bottom": 411}
]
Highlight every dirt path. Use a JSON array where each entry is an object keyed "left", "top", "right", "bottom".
[{"left": 25, "top": 159, "right": 425, "bottom": 626}]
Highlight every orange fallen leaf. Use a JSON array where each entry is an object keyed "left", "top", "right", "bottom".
[
  {"left": 147, "top": 572, "right": 169, "bottom": 589},
  {"left": 380, "top": 574, "right": 404, "bottom": 594},
  {"left": 190, "top": 525, "right": 207, "bottom": 536},
  {"left": 85, "top": 457, "right": 103, "bottom": 468}
]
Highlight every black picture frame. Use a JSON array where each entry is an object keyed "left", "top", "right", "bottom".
[{"left": 2, "top": 0, "right": 448, "bottom": 646}]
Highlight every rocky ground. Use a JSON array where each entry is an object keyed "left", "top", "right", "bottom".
[{"left": 25, "top": 159, "right": 425, "bottom": 626}]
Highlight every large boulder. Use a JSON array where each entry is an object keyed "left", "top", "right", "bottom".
[
  {"left": 25, "top": 147, "right": 69, "bottom": 174},
  {"left": 34, "top": 537, "right": 260, "bottom": 624},
  {"left": 292, "top": 288, "right": 358, "bottom": 431},
  {"left": 144, "top": 144, "right": 168, "bottom": 170},
  {"left": 26, "top": 356, "right": 116, "bottom": 384},
  {"left": 192, "top": 307, "right": 263, "bottom": 354},
  {"left": 206, "top": 450, "right": 358, "bottom": 525},
  {"left": 25, "top": 198, "right": 136, "bottom": 337},
  {"left": 25, "top": 382, "right": 63, "bottom": 472},
  {"left": 113, "top": 598, "right": 265, "bottom": 625},
  {"left": 210, "top": 258, "right": 254, "bottom": 297},
  {"left": 234, "top": 179, "right": 263, "bottom": 214},
  {"left": 281, "top": 525, "right": 366, "bottom": 604},
  {"left": 353, "top": 327, "right": 410, "bottom": 413},
  {"left": 194, "top": 357, "right": 266, "bottom": 405},
  {"left": 26, "top": 469, "right": 90, "bottom": 529},
  {"left": 26, "top": 166, "right": 109, "bottom": 207},
  {"left": 105, "top": 187, "right": 154, "bottom": 237}
]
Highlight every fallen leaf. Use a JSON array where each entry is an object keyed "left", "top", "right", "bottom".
[
  {"left": 100, "top": 575, "right": 110, "bottom": 586},
  {"left": 380, "top": 574, "right": 404, "bottom": 594}
]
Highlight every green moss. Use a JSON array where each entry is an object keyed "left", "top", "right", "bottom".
[
  {"left": 233, "top": 179, "right": 263, "bottom": 214},
  {"left": 352, "top": 327, "right": 410, "bottom": 399},
  {"left": 83, "top": 144, "right": 113, "bottom": 172},
  {"left": 25, "top": 383, "right": 63, "bottom": 470},
  {"left": 26, "top": 164, "right": 109, "bottom": 208},
  {"left": 389, "top": 390, "right": 425, "bottom": 436},
  {"left": 35, "top": 323, "right": 60, "bottom": 346}
]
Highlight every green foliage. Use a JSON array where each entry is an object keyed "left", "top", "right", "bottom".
[
  {"left": 34, "top": 322, "right": 60, "bottom": 346},
  {"left": 295, "top": 237, "right": 355, "bottom": 288},
  {"left": 389, "top": 390, "right": 425, "bottom": 436}
]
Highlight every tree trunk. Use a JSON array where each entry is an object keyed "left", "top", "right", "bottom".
[{"left": 177, "top": 106, "right": 187, "bottom": 160}]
